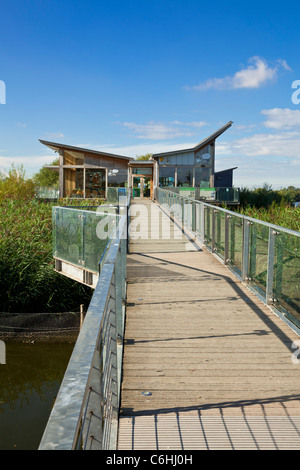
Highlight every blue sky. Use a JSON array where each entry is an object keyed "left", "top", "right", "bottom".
[{"left": 1, "top": 0, "right": 300, "bottom": 188}]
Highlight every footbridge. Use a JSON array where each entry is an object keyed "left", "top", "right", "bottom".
[{"left": 39, "top": 189, "right": 300, "bottom": 450}]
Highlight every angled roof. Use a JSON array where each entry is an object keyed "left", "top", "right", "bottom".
[
  {"left": 39, "top": 140, "right": 134, "bottom": 161},
  {"left": 151, "top": 121, "right": 233, "bottom": 158},
  {"left": 215, "top": 167, "right": 238, "bottom": 174}
]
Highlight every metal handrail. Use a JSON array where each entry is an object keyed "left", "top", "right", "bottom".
[
  {"left": 39, "top": 214, "right": 127, "bottom": 450},
  {"left": 160, "top": 188, "right": 299, "bottom": 237},
  {"left": 156, "top": 187, "right": 300, "bottom": 333}
]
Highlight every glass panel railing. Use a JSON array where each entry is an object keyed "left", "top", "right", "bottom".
[
  {"left": 214, "top": 210, "right": 226, "bottom": 260},
  {"left": 248, "top": 221, "right": 269, "bottom": 296},
  {"left": 273, "top": 231, "right": 300, "bottom": 327},
  {"left": 83, "top": 210, "right": 118, "bottom": 273},
  {"left": 106, "top": 187, "right": 129, "bottom": 204},
  {"left": 36, "top": 186, "right": 59, "bottom": 199},
  {"left": 215, "top": 187, "right": 240, "bottom": 203},
  {"left": 53, "top": 207, "right": 119, "bottom": 273},
  {"left": 53, "top": 207, "right": 84, "bottom": 267},
  {"left": 228, "top": 214, "right": 243, "bottom": 275},
  {"left": 204, "top": 206, "right": 213, "bottom": 250},
  {"left": 155, "top": 188, "right": 300, "bottom": 332}
]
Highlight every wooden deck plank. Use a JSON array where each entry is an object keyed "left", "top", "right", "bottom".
[{"left": 118, "top": 199, "right": 300, "bottom": 449}]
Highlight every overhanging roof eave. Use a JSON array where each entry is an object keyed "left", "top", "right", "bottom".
[
  {"left": 39, "top": 139, "right": 134, "bottom": 161},
  {"left": 152, "top": 121, "right": 233, "bottom": 159}
]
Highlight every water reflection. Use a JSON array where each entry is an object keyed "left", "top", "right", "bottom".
[{"left": 0, "top": 342, "right": 74, "bottom": 450}]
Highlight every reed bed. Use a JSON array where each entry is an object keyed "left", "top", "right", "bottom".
[
  {"left": 237, "top": 203, "right": 300, "bottom": 232},
  {"left": 0, "top": 197, "right": 93, "bottom": 313}
]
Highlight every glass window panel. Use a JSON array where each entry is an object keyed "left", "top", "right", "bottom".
[
  {"left": 63, "top": 150, "right": 84, "bottom": 165},
  {"left": 177, "top": 166, "right": 193, "bottom": 187},
  {"left": 75, "top": 169, "right": 83, "bottom": 191},
  {"left": 195, "top": 145, "right": 213, "bottom": 166},
  {"left": 64, "top": 168, "right": 76, "bottom": 197},
  {"left": 85, "top": 169, "right": 106, "bottom": 198},
  {"left": 132, "top": 167, "right": 153, "bottom": 175},
  {"left": 159, "top": 166, "right": 175, "bottom": 187},
  {"left": 107, "top": 168, "right": 128, "bottom": 187},
  {"left": 195, "top": 167, "right": 211, "bottom": 187}
]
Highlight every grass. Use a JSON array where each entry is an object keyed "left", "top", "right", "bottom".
[
  {"left": 0, "top": 197, "right": 94, "bottom": 313},
  {"left": 237, "top": 202, "right": 300, "bottom": 232}
]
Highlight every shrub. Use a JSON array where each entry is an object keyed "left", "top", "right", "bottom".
[{"left": 0, "top": 184, "right": 93, "bottom": 313}]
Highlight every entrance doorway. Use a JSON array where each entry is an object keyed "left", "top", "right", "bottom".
[{"left": 132, "top": 176, "right": 152, "bottom": 198}]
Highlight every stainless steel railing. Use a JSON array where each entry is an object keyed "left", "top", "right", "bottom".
[
  {"left": 39, "top": 214, "right": 127, "bottom": 450},
  {"left": 156, "top": 187, "right": 300, "bottom": 333}
]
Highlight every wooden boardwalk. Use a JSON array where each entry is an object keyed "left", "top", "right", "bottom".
[{"left": 118, "top": 199, "right": 300, "bottom": 450}]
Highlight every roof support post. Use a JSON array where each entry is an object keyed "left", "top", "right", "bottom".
[{"left": 59, "top": 150, "right": 64, "bottom": 198}]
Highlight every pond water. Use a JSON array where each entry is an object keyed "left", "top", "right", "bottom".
[{"left": 0, "top": 341, "right": 74, "bottom": 450}]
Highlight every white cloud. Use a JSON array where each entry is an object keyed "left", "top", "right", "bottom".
[
  {"left": 0, "top": 155, "right": 56, "bottom": 175},
  {"left": 277, "top": 59, "right": 292, "bottom": 71},
  {"left": 216, "top": 131, "right": 300, "bottom": 158},
  {"left": 187, "top": 56, "right": 291, "bottom": 91},
  {"left": 43, "top": 132, "right": 65, "bottom": 139},
  {"left": 77, "top": 141, "right": 199, "bottom": 158},
  {"left": 171, "top": 120, "right": 208, "bottom": 128},
  {"left": 216, "top": 153, "right": 299, "bottom": 189},
  {"left": 261, "top": 108, "right": 300, "bottom": 130},
  {"left": 119, "top": 121, "right": 205, "bottom": 140}
]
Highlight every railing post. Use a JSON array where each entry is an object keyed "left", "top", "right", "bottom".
[
  {"left": 266, "top": 228, "right": 277, "bottom": 304},
  {"left": 242, "top": 219, "right": 251, "bottom": 281},
  {"left": 230, "top": 216, "right": 235, "bottom": 265},
  {"left": 249, "top": 223, "right": 257, "bottom": 280},
  {"left": 224, "top": 214, "right": 230, "bottom": 265},
  {"left": 192, "top": 201, "right": 196, "bottom": 233},
  {"left": 274, "top": 233, "right": 283, "bottom": 304},
  {"left": 105, "top": 274, "right": 119, "bottom": 449},
  {"left": 211, "top": 209, "right": 216, "bottom": 252},
  {"left": 82, "top": 212, "right": 86, "bottom": 267},
  {"left": 200, "top": 204, "right": 205, "bottom": 245},
  {"left": 115, "top": 250, "right": 123, "bottom": 342}
]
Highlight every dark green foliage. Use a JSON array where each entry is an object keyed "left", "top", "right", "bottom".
[
  {"left": 238, "top": 202, "right": 300, "bottom": 231},
  {"left": 236, "top": 185, "right": 300, "bottom": 231},
  {"left": 239, "top": 184, "right": 300, "bottom": 209},
  {"left": 0, "top": 195, "right": 93, "bottom": 314},
  {"left": 0, "top": 164, "right": 35, "bottom": 202},
  {"left": 32, "top": 159, "right": 59, "bottom": 187}
]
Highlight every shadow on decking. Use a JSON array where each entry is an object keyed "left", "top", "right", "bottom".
[
  {"left": 128, "top": 253, "right": 297, "bottom": 352},
  {"left": 119, "top": 394, "right": 300, "bottom": 450},
  {"left": 124, "top": 329, "right": 272, "bottom": 345},
  {"left": 120, "top": 393, "right": 300, "bottom": 417}
]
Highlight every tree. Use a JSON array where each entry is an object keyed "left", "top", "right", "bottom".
[
  {"left": 0, "top": 163, "right": 35, "bottom": 201},
  {"left": 32, "top": 158, "right": 59, "bottom": 187},
  {"left": 135, "top": 153, "right": 153, "bottom": 161}
]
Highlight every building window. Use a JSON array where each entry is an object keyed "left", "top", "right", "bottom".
[
  {"left": 176, "top": 166, "right": 193, "bottom": 187},
  {"left": 107, "top": 168, "right": 128, "bottom": 187},
  {"left": 195, "top": 167, "right": 211, "bottom": 188},
  {"left": 64, "top": 168, "right": 82, "bottom": 197},
  {"left": 159, "top": 166, "right": 175, "bottom": 187},
  {"left": 132, "top": 167, "right": 153, "bottom": 175},
  {"left": 194, "top": 146, "right": 212, "bottom": 166},
  {"left": 85, "top": 169, "right": 105, "bottom": 198},
  {"left": 63, "top": 150, "right": 84, "bottom": 165}
]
